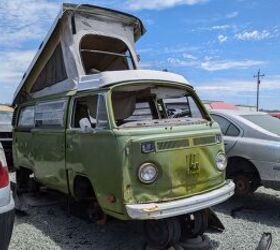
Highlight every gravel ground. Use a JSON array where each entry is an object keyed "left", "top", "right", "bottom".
[{"left": 8, "top": 186, "right": 280, "bottom": 250}]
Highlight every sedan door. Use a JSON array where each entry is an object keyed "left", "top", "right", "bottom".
[{"left": 211, "top": 114, "right": 241, "bottom": 153}]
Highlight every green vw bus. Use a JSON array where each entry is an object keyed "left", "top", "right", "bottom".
[{"left": 12, "top": 3, "right": 234, "bottom": 248}]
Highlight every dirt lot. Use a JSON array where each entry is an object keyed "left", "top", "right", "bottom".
[{"left": 9, "top": 187, "right": 280, "bottom": 250}]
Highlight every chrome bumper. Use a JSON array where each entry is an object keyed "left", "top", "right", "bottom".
[{"left": 126, "top": 180, "right": 235, "bottom": 220}]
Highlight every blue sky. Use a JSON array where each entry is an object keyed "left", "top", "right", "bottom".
[{"left": 0, "top": 0, "right": 279, "bottom": 110}]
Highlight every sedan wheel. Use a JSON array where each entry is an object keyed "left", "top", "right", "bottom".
[{"left": 233, "top": 175, "right": 251, "bottom": 195}]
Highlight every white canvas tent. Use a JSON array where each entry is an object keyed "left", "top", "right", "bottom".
[{"left": 13, "top": 3, "right": 145, "bottom": 105}]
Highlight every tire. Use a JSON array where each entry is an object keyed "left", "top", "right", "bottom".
[
  {"left": 227, "top": 159, "right": 261, "bottom": 196},
  {"left": 0, "top": 209, "right": 15, "bottom": 250},
  {"left": 180, "top": 235, "right": 211, "bottom": 250},
  {"left": 144, "top": 217, "right": 181, "bottom": 250}
]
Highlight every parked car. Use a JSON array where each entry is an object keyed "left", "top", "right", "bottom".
[
  {"left": 0, "top": 105, "right": 13, "bottom": 171},
  {"left": 0, "top": 142, "right": 15, "bottom": 250},
  {"left": 12, "top": 4, "right": 234, "bottom": 249},
  {"left": 269, "top": 112, "right": 280, "bottom": 119},
  {"left": 210, "top": 109, "right": 280, "bottom": 195}
]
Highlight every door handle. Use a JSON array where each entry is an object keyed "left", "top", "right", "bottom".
[{"left": 66, "top": 144, "right": 73, "bottom": 150}]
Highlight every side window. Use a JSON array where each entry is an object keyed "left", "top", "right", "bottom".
[
  {"left": 73, "top": 94, "right": 109, "bottom": 130},
  {"left": 35, "top": 100, "right": 66, "bottom": 128},
  {"left": 188, "top": 96, "right": 203, "bottom": 119},
  {"left": 212, "top": 114, "right": 240, "bottom": 136},
  {"left": 18, "top": 106, "right": 35, "bottom": 128},
  {"left": 211, "top": 115, "right": 230, "bottom": 135},
  {"left": 226, "top": 123, "right": 240, "bottom": 137},
  {"left": 31, "top": 43, "right": 67, "bottom": 93}
]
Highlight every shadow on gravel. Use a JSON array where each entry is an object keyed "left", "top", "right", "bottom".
[
  {"left": 213, "top": 188, "right": 280, "bottom": 228},
  {"left": 13, "top": 190, "right": 221, "bottom": 250},
  {"left": 15, "top": 191, "right": 146, "bottom": 250}
]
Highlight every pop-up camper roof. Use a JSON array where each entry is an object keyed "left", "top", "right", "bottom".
[{"left": 13, "top": 3, "right": 146, "bottom": 105}]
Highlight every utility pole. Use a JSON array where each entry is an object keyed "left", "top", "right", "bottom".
[{"left": 254, "top": 69, "right": 265, "bottom": 111}]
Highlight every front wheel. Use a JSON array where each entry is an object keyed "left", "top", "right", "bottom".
[
  {"left": 144, "top": 217, "right": 181, "bottom": 249},
  {"left": 233, "top": 174, "right": 259, "bottom": 195}
]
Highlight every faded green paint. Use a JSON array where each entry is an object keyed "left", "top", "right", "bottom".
[{"left": 13, "top": 82, "right": 226, "bottom": 220}]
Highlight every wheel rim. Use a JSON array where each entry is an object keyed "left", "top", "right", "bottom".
[{"left": 234, "top": 175, "right": 250, "bottom": 195}]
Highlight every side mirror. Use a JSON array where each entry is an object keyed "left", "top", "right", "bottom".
[{"left": 79, "top": 118, "right": 94, "bottom": 133}]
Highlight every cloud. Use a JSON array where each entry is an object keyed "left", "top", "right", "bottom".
[
  {"left": 226, "top": 11, "right": 239, "bottom": 19},
  {"left": 0, "top": 0, "right": 59, "bottom": 46},
  {"left": 201, "top": 59, "right": 265, "bottom": 71},
  {"left": 0, "top": 50, "right": 36, "bottom": 103},
  {"left": 167, "top": 57, "right": 199, "bottom": 67},
  {"left": 127, "top": 0, "right": 208, "bottom": 10},
  {"left": 235, "top": 30, "right": 273, "bottom": 41},
  {"left": 217, "top": 35, "right": 228, "bottom": 43},
  {"left": 197, "top": 75, "right": 280, "bottom": 94},
  {"left": 182, "top": 53, "right": 198, "bottom": 60},
  {"left": 209, "top": 25, "right": 231, "bottom": 31}
]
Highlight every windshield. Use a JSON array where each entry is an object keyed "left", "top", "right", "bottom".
[
  {"left": 242, "top": 114, "right": 280, "bottom": 135},
  {"left": 0, "top": 111, "right": 12, "bottom": 124},
  {"left": 111, "top": 84, "right": 208, "bottom": 128}
]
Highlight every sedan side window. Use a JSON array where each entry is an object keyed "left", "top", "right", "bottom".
[
  {"left": 211, "top": 115, "right": 230, "bottom": 135},
  {"left": 226, "top": 123, "right": 240, "bottom": 137},
  {"left": 212, "top": 114, "right": 240, "bottom": 137}
]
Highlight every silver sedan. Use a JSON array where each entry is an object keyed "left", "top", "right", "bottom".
[
  {"left": 0, "top": 142, "right": 14, "bottom": 250},
  {"left": 210, "top": 110, "right": 280, "bottom": 195}
]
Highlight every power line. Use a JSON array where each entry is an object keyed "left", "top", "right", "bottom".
[{"left": 253, "top": 69, "right": 265, "bottom": 111}]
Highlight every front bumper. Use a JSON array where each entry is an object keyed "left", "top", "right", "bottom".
[{"left": 126, "top": 180, "right": 235, "bottom": 220}]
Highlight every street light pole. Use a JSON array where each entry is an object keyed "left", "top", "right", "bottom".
[{"left": 254, "top": 69, "right": 265, "bottom": 111}]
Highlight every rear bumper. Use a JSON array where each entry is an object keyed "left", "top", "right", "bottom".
[
  {"left": 126, "top": 180, "right": 235, "bottom": 220},
  {"left": 0, "top": 190, "right": 15, "bottom": 214}
]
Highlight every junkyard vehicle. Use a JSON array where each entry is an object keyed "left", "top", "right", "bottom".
[
  {"left": 0, "top": 142, "right": 15, "bottom": 250},
  {"left": 211, "top": 109, "right": 280, "bottom": 195},
  {"left": 269, "top": 112, "right": 280, "bottom": 119},
  {"left": 12, "top": 3, "right": 234, "bottom": 248},
  {"left": 0, "top": 105, "right": 13, "bottom": 171}
]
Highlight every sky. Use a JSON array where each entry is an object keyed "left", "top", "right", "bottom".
[{"left": 0, "top": 0, "right": 279, "bottom": 110}]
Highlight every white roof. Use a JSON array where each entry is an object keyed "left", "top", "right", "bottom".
[{"left": 77, "top": 70, "right": 191, "bottom": 90}]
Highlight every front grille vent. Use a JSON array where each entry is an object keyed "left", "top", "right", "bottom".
[
  {"left": 157, "top": 139, "right": 189, "bottom": 151},
  {"left": 193, "top": 136, "right": 216, "bottom": 146}
]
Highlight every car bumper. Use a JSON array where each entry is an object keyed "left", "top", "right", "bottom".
[
  {"left": 0, "top": 188, "right": 15, "bottom": 214},
  {"left": 125, "top": 180, "right": 235, "bottom": 220}
]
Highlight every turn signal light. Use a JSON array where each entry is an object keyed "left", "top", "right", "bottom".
[{"left": 0, "top": 161, "right": 9, "bottom": 188}]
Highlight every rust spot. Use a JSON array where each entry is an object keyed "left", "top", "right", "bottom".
[{"left": 107, "top": 194, "right": 116, "bottom": 203}]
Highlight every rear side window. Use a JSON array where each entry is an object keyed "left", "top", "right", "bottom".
[
  {"left": 18, "top": 106, "right": 35, "bottom": 128},
  {"left": 35, "top": 100, "right": 66, "bottom": 128},
  {"left": 31, "top": 43, "right": 67, "bottom": 93},
  {"left": 211, "top": 114, "right": 240, "bottom": 137}
]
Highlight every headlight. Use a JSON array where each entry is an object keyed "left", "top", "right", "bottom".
[
  {"left": 141, "top": 142, "right": 155, "bottom": 154},
  {"left": 215, "top": 152, "right": 227, "bottom": 171},
  {"left": 138, "top": 163, "right": 158, "bottom": 184}
]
